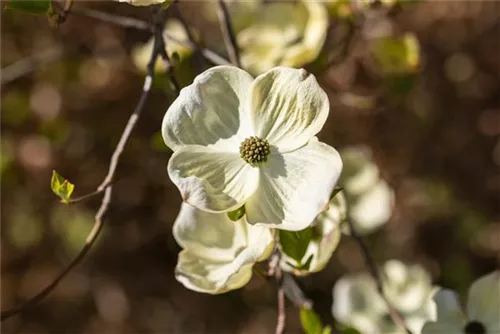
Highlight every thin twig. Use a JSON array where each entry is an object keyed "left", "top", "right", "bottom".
[
  {"left": 72, "top": 6, "right": 230, "bottom": 66},
  {"left": 281, "top": 272, "right": 313, "bottom": 309},
  {"left": 2, "top": 6, "right": 229, "bottom": 85},
  {"left": 216, "top": 0, "right": 241, "bottom": 67},
  {"left": 0, "top": 186, "right": 112, "bottom": 321},
  {"left": 171, "top": 3, "right": 207, "bottom": 71},
  {"left": 346, "top": 219, "right": 413, "bottom": 334},
  {"left": 71, "top": 7, "right": 151, "bottom": 30},
  {"left": 67, "top": 187, "right": 107, "bottom": 204},
  {"left": 275, "top": 263, "right": 286, "bottom": 334},
  {"left": 1, "top": 47, "right": 63, "bottom": 85},
  {"left": 0, "top": 12, "right": 164, "bottom": 322}
]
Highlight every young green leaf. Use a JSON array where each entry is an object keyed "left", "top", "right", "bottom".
[
  {"left": 50, "top": 170, "right": 75, "bottom": 204},
  {"left": 4, "top": 0, "right": 51, "bottom": 14},
  {"left": 279, "top": 227, "right": 313, "bottom": 264},
  {"left": 227, "top": 205, "right": 245, "bottom": 222},
  {"left": 300, "top": 307, "right": 323, "bottom": 334}
]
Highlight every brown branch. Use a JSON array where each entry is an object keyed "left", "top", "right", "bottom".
[
  {"left": 171, "top": 3, "right": 208, "bottom": 71},
  {"left": 0, "top": 12, "right": 165, "bottom": 322},
  {"left": 216, "top": 0, "right": 241, "bottom": 67},
  {"left": 71, "top": 7, "right": 151, "bottom": 30},
  {"left": 275, "top": 263, "right": 286, "bottom": 334},
  {"left": 1, "top": 46, "right": 63, "bottom": 85},
  {"left": 346, "top": 219, "right": 413, "bottom": 334},
  {"left": 67, "top": 187, "right": 107, "bottom": 204},
  {"left": 71, "top": 6, "right": 230, "bottom": 67}
]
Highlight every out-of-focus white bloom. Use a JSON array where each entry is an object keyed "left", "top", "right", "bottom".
[
  {"left": 173, "top": 203, "right": 274, "bottom": 294},
  {"left": 422, "top": 271, "right": 500, "bottom": 334},
  {"left": 280, "top": 192, "right": 346, "bottom": 275},
  {"left": 340, "top": 146, "right": 395, "bottom": 234},
  {"left": 230, "top": 1, "right": 328, "bottom": 75},
  {"left": 118, "top": 0, "right": 169, "bottom": 6},
  {"left": 163, "top": 66, "right": 342, "bottom": 231},
  {"left": 132, "top": 19, "right": 191, "bottom": 73},
  {"left": 332, "top": 260, "right": 436, "bottom": 334}
]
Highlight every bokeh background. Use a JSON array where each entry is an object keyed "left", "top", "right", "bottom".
[{"left": 1, "top": 1, "right": 499, "bottom": 333}]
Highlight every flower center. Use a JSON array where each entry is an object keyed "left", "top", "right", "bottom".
[
  {"left": 239, "top": 136, "right": 270, "bottom": 166},
  {"left": 464, "top": 321, "right": 486, "bottom": 334}
]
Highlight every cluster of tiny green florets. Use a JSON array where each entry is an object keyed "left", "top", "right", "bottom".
[{"left": 239, "top": 136, "right": 270, "bottom": 166}]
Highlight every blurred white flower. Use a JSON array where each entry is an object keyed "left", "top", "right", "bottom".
[
  {"left": 118, "top": 0, "right": 169, "bottom": 6},
  {"left": 231, "top": 1, "right": 328, "bottom": 75},
  {"left": 163, "top": 66, "right": 342, "bottom": 231},
  {"left": 280, "top": 192, "right": 346, "bottom": 276},
  {"left": 173, "top": 203, "right": 274, "bottom": 294},
  {"left": 422, "top": 271, "right": 500, "bottom": 334},
  {"left": 132, "top": 19, "right": 192, "bottom": 74},
  {"left": 332, "top": 260, "right": 435, "bottom": 334},
  {"left": 340, "top": 146, "right": 395, "bottom": 234}
]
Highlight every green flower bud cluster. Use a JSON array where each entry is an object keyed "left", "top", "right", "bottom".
[{"left": 239, "top": 136, "right": 270, "bottom": 166}]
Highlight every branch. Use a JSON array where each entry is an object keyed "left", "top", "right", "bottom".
[
  {"left": 171, "top": 3, "right": 208, "bottom": 71},
  {"left": 275, "top": 263, "right": 286, "bottom": 334},
  {"left": 346, "top": 219, "right": 413, "bottom": 334},
  {"left": 1, "top": 46, "right": 63, "bottom": 85},
  {"left": 0, "top": 12, "right": 165, "bottom": 322},
  {"left": 71, "top": 6, "right": 230, "bottom": 67},
  {"left": 216, "top": 0, "right": 241, "bottom": 67},
  {"left": 71, "top": 7, "right": 151, "bottom": 30}
]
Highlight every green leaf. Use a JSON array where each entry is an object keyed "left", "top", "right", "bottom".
[
  {"left": 227, "top": 205, "right": 245, "bottom": 221},
  {"left": 4, "top": 0, "right": 51, "bottom": 14},
  {"left": 279, "top": 227, "right": 313, "bottom": 264},
  {"left": 338, "top": 324, "right": 361, "bottom": 334},
  {"left": 300, "top": 307, "right": 323, "bottom": 334},
  {"left": 50, "top": 170, "right": 75, "bottom": 204},
  {"left": 297, "top": 254, "right": 314, "bottom": 271}
]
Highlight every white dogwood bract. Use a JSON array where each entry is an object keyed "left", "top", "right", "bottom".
[
  {"left": 280, "top": 192, "right": 346, "bottom": 275},
  {"left": 118, "top": 0, "right": 169, "bottom": 6},
  {"left": 173, "top": 203, "right": 274, "bottom": 294},
  {"left": 422, "top": 271, "right": 500, "bottom": 334},
  {"left": 332, "top": 260, "right": 436, "bottom": 334},
  {"left": 163, "top": 66, "right": 342, "bottom": 231}
]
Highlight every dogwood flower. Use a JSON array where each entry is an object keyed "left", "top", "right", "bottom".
[
  {"left": 332, "top": 260, "right": 436, "bottom": 334},
  {"left": 340, "top": 146, "right": 394, "bottom": 234},
  {"left": 163, "top": 66, "right": 342, "bottom": 231},
  {"left": 232, "top": 1, "right": 329, "bottom": 75},
  {"left": 422, "top": 271, "right": 500, "bottom": 334},
  {"left": 173, "top": 202, "right": 274, "bottom": 294},
  {"left": 118, "top": 0, "right": 169, "bottom": 6},
  {"left": 280, "top": 192, "right": 346, "bottom": 276}
]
